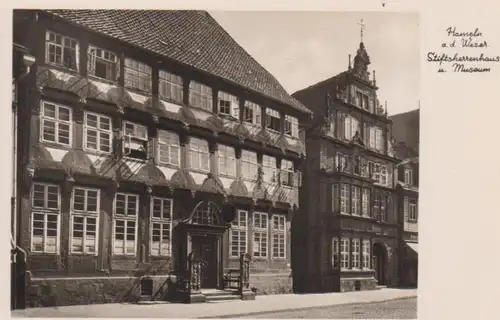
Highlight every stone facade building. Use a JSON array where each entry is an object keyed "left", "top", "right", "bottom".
[
  {"left": 292, "top": 41, "right": 400, "bottom": 293},
  {"left": 12, "top": 9, "right": 311, "bottom": 307}
]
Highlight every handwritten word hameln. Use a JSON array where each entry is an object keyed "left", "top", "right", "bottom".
[
  {"left": 447, "top": 27, "right": 482, "bottom": 37},
  {"left": 427, "top": 52, "right": 500, "bottom": 65}
]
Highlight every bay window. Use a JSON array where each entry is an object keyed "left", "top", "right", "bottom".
[{"left": 31, "top": 183, "right": 60, "bottom": 254}]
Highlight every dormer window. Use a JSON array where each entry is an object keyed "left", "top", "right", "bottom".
[
  {"left": 88, "top": 45, "right": 118, "bottom": 81},
  {"left": 124, "top": 58, "right": 152, "bottom": 93},
  {"left": 45, "top": 31, "right": 79, "bottom": 70},
  {"left": 404, "top": 168, "right": 413, "bottom": 185},
  {"left": 218, "top": 91, "right": 239, "bottom": 119},
  {"left": 284, "top": 115, "right": 299, "bottom": 138},
  {"left": 265, "top": 108, "right": 281, "bottom": 133},
  {"left": 123, "top": 121, "right": 148, "bottom": 160},
  {"left": 243, "top": 101, "right": 261, "bottom": 126}
]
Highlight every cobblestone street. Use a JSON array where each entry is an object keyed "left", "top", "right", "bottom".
[{"left": 234, "top": 297, "right": 417, "bottom": 319}]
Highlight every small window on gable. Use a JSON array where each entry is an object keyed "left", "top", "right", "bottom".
[
  {"left": 265, "top": 108, "right": 281, "bottom": 133},
  {"left": 123, "top": 121, "right": 148, "bottom": 160},
  {"left": 88, "top": 45, "right": 119, "bottom": 81},
  {"left": 218, "top": 91, "right": 239, "bottom": 119}
]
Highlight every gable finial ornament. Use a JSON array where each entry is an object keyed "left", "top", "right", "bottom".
[{"left": 358, "top": 18, "right": 366, "bottom": 43}]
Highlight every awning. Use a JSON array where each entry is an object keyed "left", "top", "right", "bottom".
[{"left": 405, "top": 241, "right": 418, "bottom": 254}]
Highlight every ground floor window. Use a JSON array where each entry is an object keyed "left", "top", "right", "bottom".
[
  {"left": 352, "top": 238, "right": 360, "bottom": 268},
  {"left": 113, "top": 219, "right": 137, "bottom": 255},
  {"left": 362, "top": 240, "right": 371, "bottom": 269},
  {"left": 231, "top": 210, "right": 248, "bottom": 258},
  {"left": 31, "top": 212, "right": 60, "bottom": 253},
  {"left": 272, "top": 215, "right": 286, "bottom": 259},
  {"left": 253, "top": 212, "right": 268, "bottom": 258},
  {"left": 332, "top": 237, "right": 339, "bottom": 269}
]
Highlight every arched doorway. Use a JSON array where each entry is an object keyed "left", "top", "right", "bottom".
[{"left": 373, "top": 243, "right": 387, "bottom": 286}]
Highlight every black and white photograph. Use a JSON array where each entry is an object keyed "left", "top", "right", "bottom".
[{"left": 11, "top": 9, "right": 419, "bottom": 319}]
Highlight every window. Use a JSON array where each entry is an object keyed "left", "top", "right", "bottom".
[
  {"left": 370, "top": 162, "right": 381, "bottom": 182},
  {"left": 218, "top": 91, "right": 239, "bottom": 118},
  {"left": 262, "top": 155, "right": 277, "bottom": 184},
  {"left": 380, "top": 165, "right": 388, "bottom": 186},
  {"left": 71, "top": 187, "right": 99, "bottom": 254},
  {"left": 88, "top": 45, "right": 118, "bottom": 81},
  {"left": 241, "top": 150, "right": 258, "bottom": 180},
  {"left": 332, "top": 238, "right": 339, "bottom": 269},
  {"left": 351, "top": 186, "right": 361, "bottom": 216},
  {"left": 265, "top": 108, "right": 281, "bottom": 132},
  {"left": 40, "top": 101, "right": 72, "bottom": 146},
  {"left": 113, "top": 193, "right": 138, "bottom": 256},
  {"left": 192, "top": 202, "right": 220, "bottom": 225},
  {"left": 231, "top": 210, "right": 248, "bottom": 258},
  {"left": 375, "top": 127, "right": 383, "bottom": 151},
  {"left": 159, "top": 70, "right": 183, "bottom": 103},
  {"left": 124, "top": 58, "right": 152, "bottom": 92},
  {"left": 379, "top": 195, "right": 387, "bottom": 221},
  {"left": 45, "top": 31, "right": 78, "bottom": 70},
  {"left": 243, "top": 101, "right": 261, "bottom": 126},
  {"left": 369, "top": 126, "right": 376, "bottom": 148},
  {"left": 356, "top": 92, "right": 369, "bottom": 110},
  {"left": 352, "top": 238, "right": 360, "bottom": 269},
  {"left": 362, "top": 240, "right": 371, "bottom": 269},
  {"left": 189, "top": 137, "right": 210, "bottom": 172},
  {"left": 336, "top": 153, "right": 349, "bottom": 172},
  {"left": 362, "top": 188, "right": 370, "bottom": 217},
  {"left": 373, "top": 193, "right": 381, "bottom": 220},
  {"left": 150, "top": 197, "right": 172, "bottom": 257},
  {"left": 280, "top": 159, "right": 294, "bottom": 187},
  {"left": 344, "top": 116, "right": 359, "bottom": 140},
  {"left": 284, "top": 115, "right": 299, "bottom": 138},
  {"left": 31, "top": 183, "right": 60, "bottom": 253},
  {"left": 272, "top": 215, "right": 286, "bottom": 259},
  {"left": 409, "top": 199, "right": 418, "bottom": 221},
  {"left": 123, "top": 121, "right": 148, "bottom": 160},
  {"left": 218, "top": 144, "right": 236, "bottom": 176},
  {"left": 404, "top": 169, "right": 413, "bottom": 185},
  {"left": 189, "top": 81, "right": 212, "bottom": 112},
  {"left": 340, "top": 184, "right": 350, "bottom": 214},
  {"left": 84, "top": 112, "right": 112, "bottom": 153},
  {"left": 253, "top": 212, "right": 268, "bottom": 258},
  {"left": 340, "top": 238, "right": 350, "bottom": 269},
  {"left": 157, "top": 130, "right": 180, "bottom": 167}
]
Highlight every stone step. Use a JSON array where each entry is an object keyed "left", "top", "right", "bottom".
[
  {"left": 206, "top": 294, "right": 241, "bottom": 302},
  {"left": 376, "top": 285, "right": 388, "bottom": 290}
]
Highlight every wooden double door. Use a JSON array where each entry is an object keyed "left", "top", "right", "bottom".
[{"left": 191, "top": 235, "right": 219, "bottom": 289}]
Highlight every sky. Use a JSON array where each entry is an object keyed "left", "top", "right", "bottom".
[{"left": 210, "top": 11, "right": 420, "bottom": 116}]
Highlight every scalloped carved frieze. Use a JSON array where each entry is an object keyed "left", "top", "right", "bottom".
[{"left": 61, "top": 149, "right": 97, "bottom": 176}]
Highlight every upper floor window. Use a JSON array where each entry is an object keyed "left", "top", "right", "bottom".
[
  {"left": 409, "top": 199, "right": 418, "bottom": 221},
  {"left": 351, "top": 186, "right": 361, "bottom": 216},
  {"left": 340, "top": 184, "right": 350, "bottom": 214},
  {"left": 31, "top": 183, "right": 60, "bottom": 254},
  {"left": 40, "top": 101, "right": 72, "bottom": 147},
  {"left": 84, "top": 111, "right": 112, "bottom": 153},
  {"left": 404, "top": 169, "right": 413, "bottom": 185},
  {"left": 356, "top": 91, "right": 369, "bottom": 110},
  {"left": 265, "top": 108, "right": 281, "bottom": 133},
  {"left": 159, "top": 70, "right": 183, "bottom": 104},
  {"left": 362, "top": 188, "right": 370, "bottom": 217},
  {"left": 218, "top": 91, "right": 239, "bottom": 118},
  {"left": 243, "top": 101, "right": 261, "bottom": 126},
  {"left": 253, "top": 212, "right": 268, "bottom": 258},
  {"left": 284, "top": 115, "right": 299, "bottom": 138},
  {"left": 71, "top": 187, "right": 99, "bottom": 254},
  {"left": 241, "top": 150, "right": 258, "bottom": 180},
  {"left": 123, "top": 121, "right": 148, "bottom": 160},
  {"left": 218, "top": 144, "right": 236, "bottom": 177},
  {"left": 189, "top": 137, "right": 210, "bottom": 172},
  {"left": 262, "top": 155, "right": 277, "bottom": 184},
  {"left": 189, "top": 81, "right": 212, "bottom": 112},
  {"left": 157, "top": 130, "right": 180, "bottom": 167},
  {"left": 124, "top": 58, "right": 152, "bottom": 93},
  {"left": 344, "top": 115, "right": 359, "bottom": 140},
  {"left": 280, "top": 159, "right": 294, "bottom": 187},
  {"left": 362, "top": 240, "right": 371, "bottom": 269},
  {"left": 88, "top": 45, "right": 118, "bottom": 81},
  {"left": 45, "top": 31, "right": 79, "bottom": 70},
  {"left": 150, "top": 197, "right": 172, "bottom": 257}
]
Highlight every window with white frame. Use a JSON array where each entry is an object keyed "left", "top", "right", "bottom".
[
  {"left": 31, "top": 183, "right": 60, "bottom": 254},
  {"left": 344, "top": 116, "right": 359, "bottom": 140},
  {"left": 284, "top": 115, "right": 298, "bottom": 138},
  {"left": 218, "top": 91, "right": 239, "bottom": 118},
  {"left": 159, "top": 70, "right": 183, "bottom": 103},
  {"left": 352, "top": 238, "right": 360, "bottom": 269},
  {"left": 409, "top": 199, "right": 418, "bottom": 221},
  {"left": 71, "top": 187, "right": 99, "bottom": 254},
  {"left": 231, "top": 210, "right": 248, "bottom": 258},
  {"left": 241, "top": 150, "right": 258, "bottom": 180},
  {"left": 375, "top": 127, "right": 383, "bottom": 151},
  {"left": 280, "top": 159, "right": 294, "bottom": 187},
  {"left": 332, "top": 237, "right": 339, "bottom": 269},
  {"left": 243, "top": 101, "right": 261, "bottom": 126},
  {"left": 87, "top": 45, "right": 118, "bottom": 81},
  {"left": 113, "top": 193, "right": 138, "bottom": 256},
  {"left": 253, "top": 212, "right": 268, "bottom": 258},
  {"left": 379, "top": 195, "right": 387, "bottom": 222},
  {"left": 362, "top": 188, "right": 370, "bottom": 217},
  {"left": 356, "top": 91, "right": 369, "bottom": 110},
  {"left": 340, "top": 238, "right": 350, "bottom": 269},
  {"left": 351, "top": 186, "right": 361, "bottom": 216},
  {"left": 40, "top": 101, "right": 72, "bottom": 146},
  {"left": 150, "top": 197, "right": 172, "bottom": 257},
  {"left": 157, "top": 130, "right": 180, "bottom": 167},
  {"left": 272, "top": 215, "right": 286, "bottom": 259},
  {"left": 340, "top": 184, "right": 350, "bottom": 214},
  {"left": 218, "top": 144, "right": 236, "bottom": 177},
  {"left": 124, "top": 58, "right": 152, "bottom": 92},
  {"left": 370, "top": 162, "right": 381, "bottom": 182},
  {"left": 362, "top": 240, "right": 371, "bottom": 269},
  {"left": 189, "top": 137, "right": 210, "bottom": 172},
  {"left": 379, "top": 165, "right": 388, "bottom": 186},
  {"left": 373, "top": 193, "right": 381, "bottom": 220},
  {"left": 265, "top": 108, "right": 281, "bottom": 132},
  {"left": 262, "top": 155, "right": 277, "bottom": 184},
  {"left": 404, "top": 169, "right": 413, "bottom": 185},
  {"left": 123, "top": 121, "right": 148, "bottom": 160},
  {"left": 189, "top": 81, "right": 212, "bottom": 112},
  {"left": 369, "top": 126, "right": 376, "bottom": 149},
  {"left": 84, "top": 112, "right": 112, "bottom": 153},
  {"left": 45, "top": 31, "right": 78, "bottom": 70},
  {"left": 336, "top": 153, "right": 349, "bottom": 172}
]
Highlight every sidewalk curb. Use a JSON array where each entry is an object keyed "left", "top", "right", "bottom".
[{"left": 200, "top": 295, "right": 418, "bottom": 319}]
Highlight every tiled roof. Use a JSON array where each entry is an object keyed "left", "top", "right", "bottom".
[{"left": 44, "top": 9, "right": 312, "bottom": 115}]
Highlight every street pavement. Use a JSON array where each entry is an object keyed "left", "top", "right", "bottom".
[{"left": 12, "top": 288, "right": 417, "bottom": 318}]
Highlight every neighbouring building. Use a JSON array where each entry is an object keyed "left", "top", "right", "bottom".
[
  {"left": 292, "top": 40, "right": 400, "bottom": 293},
  {"left": 12, "top": 9, "right": 311, "bottom": 307}
]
